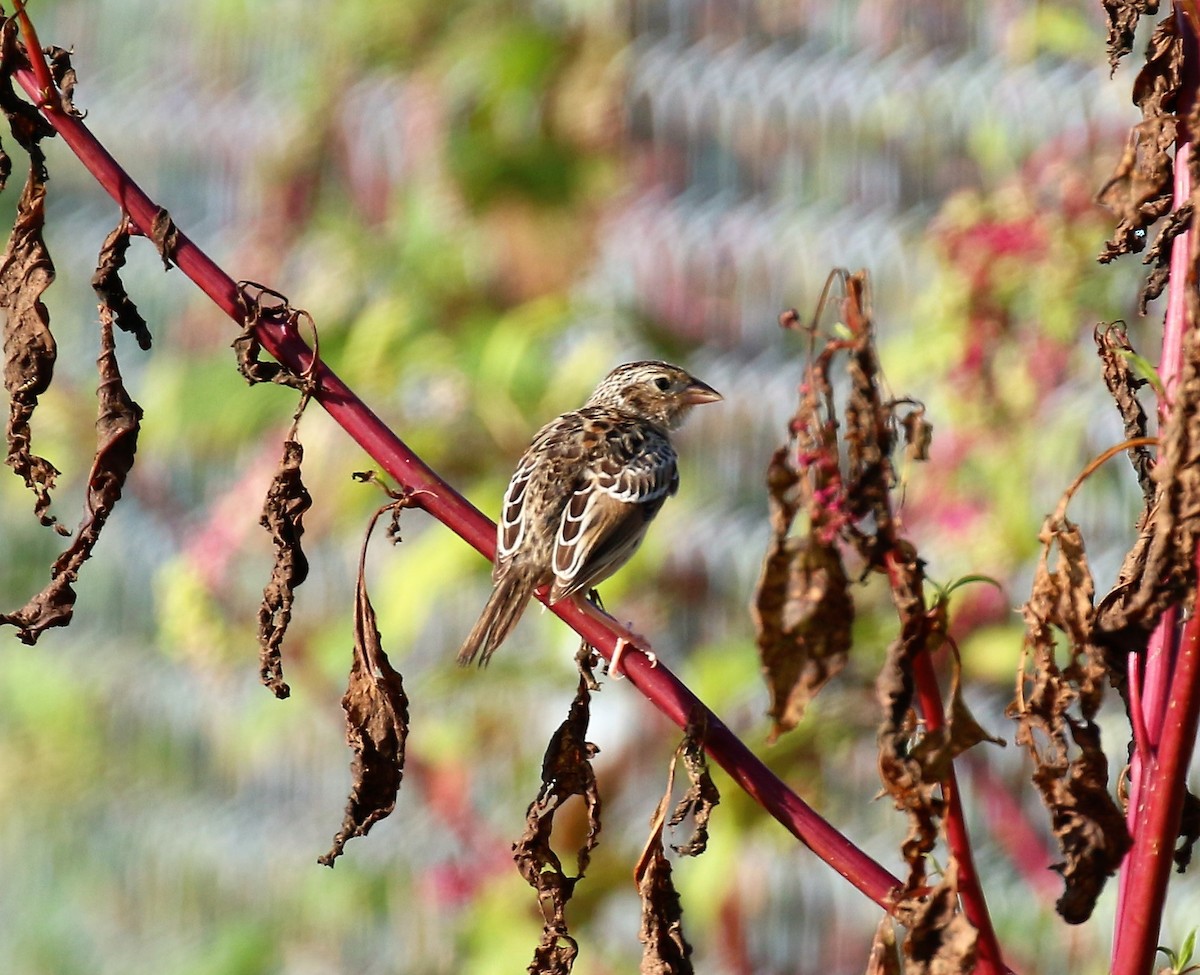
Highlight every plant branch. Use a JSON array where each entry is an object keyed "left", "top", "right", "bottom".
[
  {"left": 1113, "top": 6, "right": 1200, "bottom": 972},
  {"left": 7, "top": 39, "right": 912, "bottom": 917},
  {"left": 911, "top": 648, "right": 1005, "bottom": 975}
]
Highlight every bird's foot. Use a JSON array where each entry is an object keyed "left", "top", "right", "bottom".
[{"left": 609, "top": 635, "right": 657, "bottom": 680}]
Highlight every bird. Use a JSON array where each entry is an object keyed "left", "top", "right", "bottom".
[{"left": 457, "top": 360, "right": 722, "bottom": 673}]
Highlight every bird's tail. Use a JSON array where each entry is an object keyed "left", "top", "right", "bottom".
[{"left": 457, "top": 570, "right": 537, "bottom": 667}]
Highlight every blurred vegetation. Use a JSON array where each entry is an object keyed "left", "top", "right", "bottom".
[{"left": 0, "top": 1, "right": 1195, "bottom": 974}]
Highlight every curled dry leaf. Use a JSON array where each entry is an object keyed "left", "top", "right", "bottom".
[
  {"left": 753, "top": 445, "right": 853, "bottom": 741},
  {"left": 43, "top": 45, "right": 82, "bottom": 119},
  {"left": 1102, "top": 0, "right": 1162, "bottom": 74},
  {"left": 3, "top": 296, "right": 142, "bottom": 642},
  {"left": 234, "top": 282, "right": 311, "bottom": 389},
  {"left": 1138, "top": 201, "right": 1191, "bottom": 313},
  {"left": 320, "top": 501, "right": 410, "bottom": 866},
  {"left": 1095, "top": 324, "right": 1154, "bottom": 503},
  {"left": 1097, "top": 15, "right": 1181, "bottom": 270},
  {"left": 514, "top": 676, "right": 601, "bottom": 975},
  {"left": 635, "top": 736, "right": 701, "bottom": 975},
  {"left": 92, "top": 218, "right": 152, "bottom": 350},
  {"left": 1176, "top": 789, "right": 1200, "bottom": 872},
  {"left": 1011, "top": 515, "right": 1130, "bottom": 923},
  {"left": 149, "top": 207, "right": 179, "bottom": 269},
  {"left": 0, "top": 19, "right": 56, "bottom": 162},
  {"left": 875, "top": 549, "right": 943, "bottom": 897},
  {"left": 865, "top": 916, "right": 902, "bottom": 975},
  {"left": 256, "top": 436, "right": 312, "bottom": 699},
  {"left": 893, "top": 860, "right": 978, "bottom": 975},
  {"left": 1097, "top": 323, "right": 1200, "bottom": 650},
  {"left": 666, "top": 719, "right": 719, "bottom": 858},
  {"left": 1, "top": 163, "right": 63, "bottom": 533}
]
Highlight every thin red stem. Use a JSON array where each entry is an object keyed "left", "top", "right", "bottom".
[
  {"left": 10, "top": 55, "right": 909, "bottom": 914},
  {"left": 1113, "top": 6, "right": 1200, "bottom": 969},
  {"left": 911, "top": 649, "right": 1006, "bottom": 975}
]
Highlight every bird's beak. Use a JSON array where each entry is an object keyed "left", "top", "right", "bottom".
[{"left": 682, "top": 378, "right": 723, "bottom": 405}]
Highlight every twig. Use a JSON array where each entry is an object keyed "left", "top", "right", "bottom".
[{"left": 6, "top": 29, "right": 913, "bottom": 921}]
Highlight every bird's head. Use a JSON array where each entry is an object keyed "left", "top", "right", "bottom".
[{"left": 585, "top": 360, "right": 722, "bottom": 429}]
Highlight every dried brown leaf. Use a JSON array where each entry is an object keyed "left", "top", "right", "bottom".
[
  {"left": 256, "top": 437, "right": 311, "bottom": 699},
  {"left": 514, "top": 677, "right": 601, "bottom": 975},
  {"left": 894, "top": 861, "right": 978, "bottom": 975},
  {"left": 753, "top": 525, "right": 853, "bottom": 741},
  {"left": 1095, "top": 324, "right": 1154, "bottom": 502},
  {"left": 234, "top": 282, "right": 311, "bottom": 389},
  {"left": 43, "top": 45, "right": 82, "bottom": 118},
  {"left": 1176, "top": 788, "right": 1200, "bottom": 872},
  {"left": 666, "top": 721, "right": 719, "bottom": 858},
  {"left": 635, "top": 743, "right": 696, "bottom": 975},
  {"left": 0, "top": 20, "right": 55, "bottom": 164},
  {"left": 1012, "top": 516, "right": 1130, "bottom": 923},
  {"left": 1097, "top": 16, "right": 1181, "bottom": 265},
  {"left": 875, "top": 548, "right": 943, "bottom": 896},
  {"left": 91, "top": 218, "right": 151, "bottom": 350},
  {"left": 149, "top": 207, "right": 178, "bottom": 269},
  {"left": 1, "top": 164, "right": 63, "bottom": 534},
  {"left": 320, "top": 503, "right": 410, "bottom": 866},
  {"left": 909, "top": 650, "right": 1006, "bottom": 784},
  {"left": 3, "top": 297, "right": 142, "bottom": 642},
  {"left": 1102, "top": 1, "right": 1162, "bottom": 73},
  {"left": 1097, "top": 322, "right": 1200, "bottom": 650},
  {"left": 865, "top": 916, "right": 902, "bottom": 975},
  {"left": 1139, "top": 202, "right": 1192, "bottom": 313}
]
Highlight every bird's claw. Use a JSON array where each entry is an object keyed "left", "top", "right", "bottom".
[{"left": 609, "top": 637, "right": 657, "bottom": 680}]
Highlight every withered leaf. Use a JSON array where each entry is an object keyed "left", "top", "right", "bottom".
[
  {"left": 875, "top": 549, "right": 943, "bottom": 896},
  {"left": 1095, "top": 324, "right": 1153, "bottom": 502},
  {"left": 1097, "top": 321, "right": 1200, "bottom": 650},
  {"left": 894, "top": 860, "right": 978, "bottom": 975},
  {"left": 43, "top": 45, "right": 83, "bottom": 119},
  {"left": 1097, "top": 16, "right": 1181, "bottom": 266},
  {"left": 149, "top": 207, "right": 179, "bottom": 269},
  {"left": 0, "top": 20, "right": 56, "bottom": 165},
  {"left": 635, "top": 743, "right": 696, "bottom": 975},
  {"left": 91, "top": 219, "right": 151, "bottom": 350},
  {"left": 2, "top": 299, "right": 142, "bottom": 642},
  {"left": 865, "top": 916, "right": 902, "bottom": 975},
  {"left": 256, "top": 437, "right": 312, "bottom": 699},
  {"left": 1138, "top": 202, "right": 1191, "bottom": 313},
  {"left": 1176, "top": 789, "right": 1200, "bottom": 872},
  {"left": 753, "top": 513, "right": 853, "bottom": 741},
  {"left": 909, "top": 649, "right": 1005, "bottom": 785},
  {"left": 1012, "top": 515, "right": 1130, "bottom": 923},
  {"left": 666, "top": 721, "right": 719, "bottom": 858},
  {"left": 320, "top": 503, "right": 409, "bottom": 866},
  {"left": 0, "top": 139, "right": 11, "bottom": 194},
  {"left": 1102, "top": 1, "right": 1162, "bottom": 73},
  {"left": 1, "top": 164, "right": 63, "bottom": 534},
  {"left": 234, "top": 282, "right": 310, "bottom": 389},
  {"left": 514, "top": 677, "right": 601, "bottom": 975}
]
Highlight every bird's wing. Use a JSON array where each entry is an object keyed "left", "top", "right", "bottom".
[
  {"left": 496, "top": 449, "right": 537, "bottom": 570},
  {"left": 550, "top": 423, "right": 678, "bottom": 601}
]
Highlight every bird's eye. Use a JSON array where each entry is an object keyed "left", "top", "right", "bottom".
[{"left": 654, "top": 376, "right": 671, "bottom": 391}]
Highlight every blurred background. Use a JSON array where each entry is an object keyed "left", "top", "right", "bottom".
[{"left": 0, "top": 0, "right": 1191, "bottom": 972}]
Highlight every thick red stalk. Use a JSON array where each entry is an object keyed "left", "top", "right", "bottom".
[
  {"left": 10, "top": 61, "right": 910, "bottom": 910},
  {"left": 1113, "top": 6, "right": 1200, "bottom": 971}
]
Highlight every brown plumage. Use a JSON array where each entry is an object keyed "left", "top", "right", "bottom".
[{"left": 457, "top": 360, "right": 722, "bottom": 668}]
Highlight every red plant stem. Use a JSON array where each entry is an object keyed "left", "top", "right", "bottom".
[
  {"left": 1113, "top": 7, "right": 1200, "bottom": 971},
  {"left": 8, "top": 62, "right": 914, "bottom": 915},
  {"left": 910, "top": 650, "right": 1005, "bottom": 975},
  {"left": 1113, "top": 560, "right": 1200, "bottom": 975},
  {"left": 877, "top": 543, "right": 1007, "bottom": 975}
]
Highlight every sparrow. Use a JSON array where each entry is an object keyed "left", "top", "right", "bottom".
[{"left": 457, "top": 360, "right": 722, "bottom": 672}]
